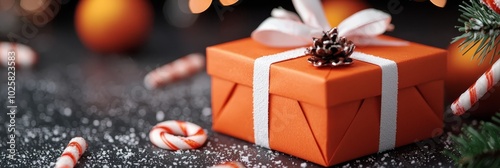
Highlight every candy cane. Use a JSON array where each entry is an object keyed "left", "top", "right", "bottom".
[
  {"left": 149, "top": 120, "right": 207, "bottom": 150},
  {"left": 211, "top": 161, "right": 246, "bottom": 168},
  {"left": 55, "top": 137, "right": 88, "bottom": 168},
  {"left": 144, "top": 53, "right": 205, "bottom": 90},
  {"left": 481, "top": 0, "right": 500, "bottom": 14},
  {"left": 451, "top": 59, "right": 500, "bottom": 115},
  {"left": 0, "top": 42, "right": 38, "bottom": 69}
]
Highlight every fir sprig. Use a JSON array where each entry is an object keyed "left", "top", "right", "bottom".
[
  {"left": 452, "top": 0, "right": 500, "bottom": 64},
  {"left": 446, "top": 113, "right": 500, "bottom": 167}
]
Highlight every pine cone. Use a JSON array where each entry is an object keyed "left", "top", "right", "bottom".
[{"left": 305, "top": 28, "right": 356, "bottom": 67}]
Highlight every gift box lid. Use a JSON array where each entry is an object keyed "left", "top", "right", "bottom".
[{"left": 207, "top": 35, "right": 446, "bottom": 108}]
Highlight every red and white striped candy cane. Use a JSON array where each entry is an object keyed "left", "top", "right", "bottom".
[
  {"left": 0, "top": 42, "right": 38, "bottom": 69},
  {"left": 55, "top": 137, "right": 88, "bottom": 168},
  {"left": 481, "top": 0, "right": 500, "bottom": 14},
  {"left": 144, "top": 53, "right": 205, "bottom": 90},
  {"left": 451, "top": 59, "right": 500, "bottom": 115},
  {"left": 211, "top": 161, "right": 246, "bottom": 168},
  {"left": 149, "top": 120, "right": 207, "bottom": 150}
]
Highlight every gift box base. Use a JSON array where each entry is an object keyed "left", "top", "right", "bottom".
[{"left": 211, "top": 76, "right": 443, "bottom": 166}]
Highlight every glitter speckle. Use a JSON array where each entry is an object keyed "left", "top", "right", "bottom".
[
  {"left": 82, "top": 117, "right": 89, "bottom": 124},
  {"left": 106, "top": 120, "right": 112, "bottom": 127},
  {"left": 202, "top": 107, "right": 211, "bottom": 117},
  {"left": 63, "top": 108, "right": 72, "bottom": 116},
  {"left": 156, "top": 111, "right": 165, "bottom": 121},
  {"left": 93, "top": 120, "right": 100, "bottom": 126}
]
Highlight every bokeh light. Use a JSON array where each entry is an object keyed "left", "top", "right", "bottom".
[
  {"left": 0, "top": 0, "right": 15, "bottom": 11},
  {"left": 0, "top": 12, "right": 18, "bottom": 33},
  {"left": 165, "top": 0, "right": 198, "bottom": 28},
  {"left": 20, "top": 0, "right": 49, "bottom": 13},
  {"left": 430, "top": 0, "right": 447, "bottom": 8},
  {"left": 189, "top": 0, "right": 212, "bottom": 14},
  {"left": 219, "top": 0, "right": 238, "bottom": 6},
  {"left": 75, "top": 0, "right": 153, "bottom": 53}
]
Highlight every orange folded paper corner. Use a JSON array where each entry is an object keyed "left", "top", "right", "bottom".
[{"left": 206, "top": 36, "right": 446, "bottom": 166}]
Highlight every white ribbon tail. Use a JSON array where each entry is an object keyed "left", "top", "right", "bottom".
[
  {"left": 351, "top": 51, "right": 398, "bottom": 152},
  {"left": 253, "top": 48, "right": 308, "bottom": 148}
]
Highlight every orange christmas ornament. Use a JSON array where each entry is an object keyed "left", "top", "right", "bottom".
[
  {"left": 75, "top": 0, "right": 153, "bottom": 54},
  {"left": 430, "top": 0, "right": 447, "bottom": 8},
  {"left": 189, "top": 0, "right": 212, "bottom": 14},
  {"left": 322, "top": 0, "right": 368, "bottom": 26},
  {"left": 445, "top": 40, "right": 500, "bottom": 117}
]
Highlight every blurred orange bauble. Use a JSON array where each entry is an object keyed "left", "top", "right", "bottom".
[
  {"left": 446, "top": 39, "right": 500, "bottom": 117},
  {"left": 75, "top": 0, "right": 153, "bottom": 54},
  {"left": 322, "top": 0, "right": 368, "bottom": 26}
]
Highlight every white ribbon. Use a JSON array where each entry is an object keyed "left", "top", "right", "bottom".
[
  {"left": 350, "top": 52, "right": 398, "bottom": 152},
  {"left": 251, "top": 0, "right": 408, "bottom": 47},
  {"left": 251, "top": 0, "right": 402, "bottom": 152},
  {"left": 253, "top": 48, "right": 307, "bottom": 148}
]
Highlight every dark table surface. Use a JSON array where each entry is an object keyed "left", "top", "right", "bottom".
[{"left": 0, "top": 0, "right": 475, "bottom": 167}]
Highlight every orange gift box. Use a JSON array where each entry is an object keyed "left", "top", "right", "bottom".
[{"left": 206, "top": 35, "right": 446, "bottom": 166}]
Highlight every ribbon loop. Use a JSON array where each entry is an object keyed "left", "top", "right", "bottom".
[
  {"left": 251, "top": 1, "right": 407, "bottom": 47},
  {"left": 291, "top": 0, "right": 331, "bottom": 31},
  {"left": 337, "top": 9, "right": 391, "bottom": 38},
  {"left": 337, "top": 9, "right": 408, "bottom": 46},
  {"left": 251, "top": 18, "right": 320, "bottom": 47}
]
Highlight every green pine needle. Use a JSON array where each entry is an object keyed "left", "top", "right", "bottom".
[
  {"left": 452, "top": 0, "right": 500, "bottom": 65},
  {"left": 446, "top": 113, "right": 500, "bottom": 168}
]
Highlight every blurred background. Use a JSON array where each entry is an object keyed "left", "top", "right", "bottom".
[{"left": 0, "top": 0, "right": 460, "bottom": 57}]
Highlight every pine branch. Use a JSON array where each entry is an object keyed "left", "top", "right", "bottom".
[
  {"left": 452, "top": 0, "right": 500, "bottom": 64},
  {"left": 446, "top": 113, "right": 500, "bottom": 168}
]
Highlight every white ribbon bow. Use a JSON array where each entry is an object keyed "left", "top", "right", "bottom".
[
  {"left": 251, "top": 0, "right": 408, "bottom": 47},
  {"left": 250, "top": 0, "right": 403, "bottom": 153}
]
